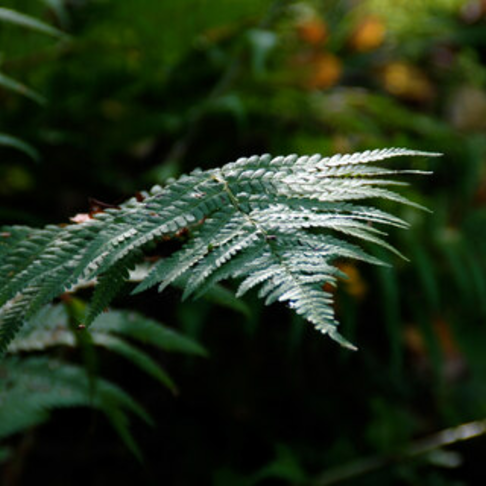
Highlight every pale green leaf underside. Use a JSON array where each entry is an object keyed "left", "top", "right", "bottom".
[{"left": 0, "top": 148, "right": 440, "bottom": 353}]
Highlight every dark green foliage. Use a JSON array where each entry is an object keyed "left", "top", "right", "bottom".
[
  {"left": 0, "top": 356, "right": 150, "bottom": 456},
  {"left": 0, "top": 6, "right": 66, "bottom": 161},
  {"left": 2, "top": 303, "right": 205, "bottom": 458}
]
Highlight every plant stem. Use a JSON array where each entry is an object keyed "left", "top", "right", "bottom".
[{"left": 312, "top": 419, "right": 486, "bottom": 485}]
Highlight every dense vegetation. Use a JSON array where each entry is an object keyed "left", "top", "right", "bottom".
[{"left": 1, "top": 1, "right": 486, "bottom": 485}]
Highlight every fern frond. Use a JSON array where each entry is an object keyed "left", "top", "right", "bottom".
[
  {"left": 8, "top": 304, "right": 206, "bottom": 366},
  {"left": 0, "top": 225, "right": 61, "bottom": 299},
  {"left": 84, "top": 249, "right": 143, "bottom": 326},
  {"left": 0, "top": 356, "right": 150, "bottom": 441},
  {"left": 91, "top": 310, "right": 207, "bottom": 356},
  {"left": 91, "top": 333, "right": 177, "bottom": 392},
  {"left": 3, "top": 305, "right": 207, "bottom": 456},
  {"left": 0, "top": 148, "right": 440, "bottom": 352},
  {"left": 7, "top": 304, "right": 204, "bottom": 393},
  {"left": 133, "top": 208, "right": 237, "bottom": 295}
]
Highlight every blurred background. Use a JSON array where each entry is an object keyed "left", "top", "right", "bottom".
[{"left": 1, "top": 0, "right": 486, "bottom": 484}]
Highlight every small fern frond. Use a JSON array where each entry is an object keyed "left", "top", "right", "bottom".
[
  {"left": 0, "top": 148, "right": 440, "bottom": 352},
  {"left": 8, "top": 304, "right": 206, "bottom": 361},
  {"left": 3, "top": 305, "right": 206, "bottom": 456},
  {"left": 0, "top": 356, "right": 150, "bottom": 443},
  {"left": 7, "top": 304, "right": 205, "bottom": 397}
]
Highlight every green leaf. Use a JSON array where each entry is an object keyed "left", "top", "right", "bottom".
[
  {"left": 92, "top": 311, "right": 208, "bottom": 357},
  {"left": 0, "top": 357, "right": 151, "bottom": 442},
  {"left": 0, "top": 7, "right": 67, "bottom": 38},
  {"left": 92, "top": 333, "right": 177, "bottom": 393},
  {"left": 8, "top": 305, "right": 202, "bottom": 392},
  {"left": 0, "top": 133, "right": 40, "bottom": 162},
  {"left": 251, "top": 444, "right": 308, "bottom": 483},
  {"left": 0, "top": 72, "right": 46, "bottom": 104}
]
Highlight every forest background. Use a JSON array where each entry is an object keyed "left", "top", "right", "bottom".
[{"left": 1, "top": 0, "right": 486, "bottom": 485}]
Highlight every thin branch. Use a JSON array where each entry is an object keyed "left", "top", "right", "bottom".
[{"left": 312, "top": 419, "right": 486, "bottom": 485}]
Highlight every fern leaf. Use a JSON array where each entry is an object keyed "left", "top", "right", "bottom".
[
  {"left": 133, "top": 208, "right": 237, "bottom": 295},
  {"left": 8, "top": 305, "right": 206, "bottom": 380},
  {"left": 0, "top": 356, "right": 151, "bottom": 440},
  {"left": 0, "top": 148, "right": 440, "bottom": 352},
  {"left": 91, "top": 333, "right": 177, "bottom": 393},
  {"left": 8, "top": 304, "right": 206, "bottom": 360},
  {"left": 92, "top": 310, "right": 207, "bottom": 356},
  {"left": 84, "top": 250, "right": 143, "bottom": 327},
  {"left": 6, "top": 304, "right": 74, "bottom": 352},
  {"left": 0, "top": 225, "right": 61, "bottom": 302}
]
